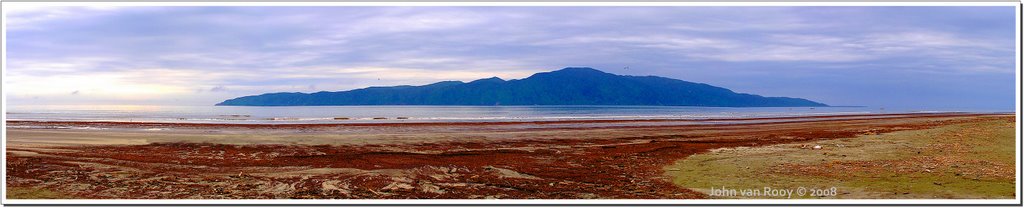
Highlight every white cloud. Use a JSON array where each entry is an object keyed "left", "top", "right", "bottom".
[
  {"left": 4, "top": 5, "right": 121, "bottom": 30},
  {"left": 274, "top": 66, "right": 536, "bottom": 82},
  {"left": 693, "top": 45, "right": 873, "bottom": 62}
]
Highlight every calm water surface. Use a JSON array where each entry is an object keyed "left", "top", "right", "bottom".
[{"left": 4, "top": 105, "right": 996, "bottom": 124}]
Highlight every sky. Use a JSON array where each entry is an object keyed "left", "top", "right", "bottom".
[{"left": 4, "top": 6, "right": 1018, "bottom": 110}]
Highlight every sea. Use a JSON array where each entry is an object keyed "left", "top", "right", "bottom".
[{"left": 3, "top": 105, "right": 1006, "bottom": 124}]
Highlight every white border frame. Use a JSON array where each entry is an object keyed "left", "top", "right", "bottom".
[{"left": 1, "top": 1, "right": 1020, "bottom": 206}]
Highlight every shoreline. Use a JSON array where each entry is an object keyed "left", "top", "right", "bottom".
[{"left": 5, "top": 112, "right": 1006, "bottom": 129}]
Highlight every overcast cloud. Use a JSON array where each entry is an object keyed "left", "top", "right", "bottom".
[{"left": 4, "top": 6, "right": 1016, "bottom": 110}]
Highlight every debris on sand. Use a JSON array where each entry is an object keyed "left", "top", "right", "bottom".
[
  {"left": 483, "top": 166, "right": 541, "bottom": 180},
  {"left": 382, "top": 182, "right": 415, "bottom": 191},
  {"left": 419, "top": 183, "right": 446, "bottom": 194}
]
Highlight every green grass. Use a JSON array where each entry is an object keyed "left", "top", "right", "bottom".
[{"left": 665, "top": 119, "right": 1016, "bottom": 199}]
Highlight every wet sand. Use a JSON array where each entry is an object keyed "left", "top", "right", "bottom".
[{"left": 4, "top": 113, "right": 1014, "bottom": 199}]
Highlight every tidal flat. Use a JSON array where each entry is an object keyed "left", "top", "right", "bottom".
[{"left": 5, "top": 113, "right": 1015, "bottom": 199}]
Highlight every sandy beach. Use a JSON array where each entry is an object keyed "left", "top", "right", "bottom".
[{"left": 5, "top": 113, "right": 1015, "bottom": 199}]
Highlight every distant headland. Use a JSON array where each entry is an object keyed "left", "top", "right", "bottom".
[{"left": 216, "top": 67, "right": 827, "bottom": 107}]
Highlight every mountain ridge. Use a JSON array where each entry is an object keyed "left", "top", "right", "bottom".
[{"left": 216, "top": 67, "right": 827, "bottom": 107}]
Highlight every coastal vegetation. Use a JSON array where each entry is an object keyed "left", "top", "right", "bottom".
[{"left": 666, "top": 117, "right": 1015, "bottom": 199}]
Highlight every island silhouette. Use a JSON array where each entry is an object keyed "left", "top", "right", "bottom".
[{"left": 217, "top": 67, "right": 827, "bottom": 107}]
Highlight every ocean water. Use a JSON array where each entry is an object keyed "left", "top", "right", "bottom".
[{"left": 1, "top": 105, "right": 987, "bottom": 124}]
